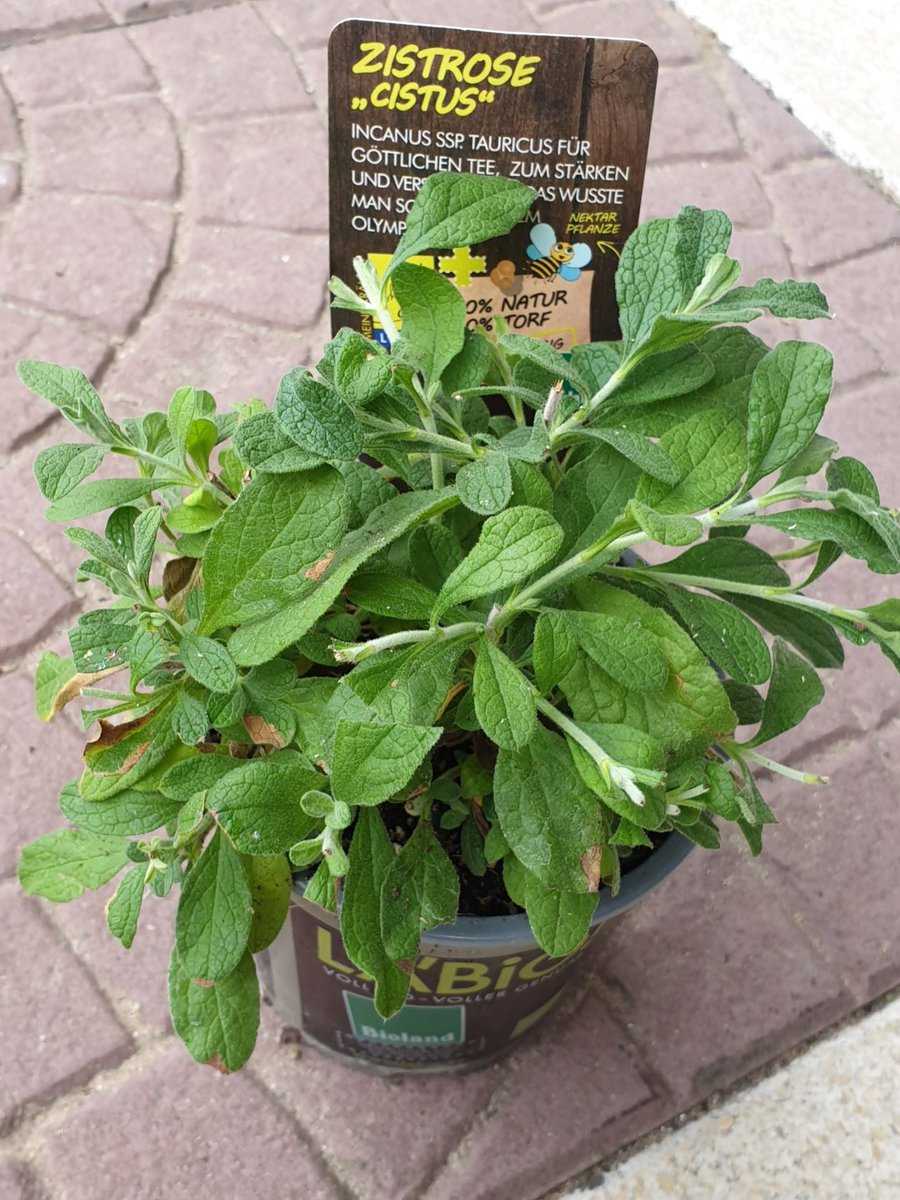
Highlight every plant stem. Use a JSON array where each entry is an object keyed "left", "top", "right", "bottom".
[
  {"left": 331, "top": 621, "right": 483, "bottom": 664},
  {"left": 358, "top": 412, "right": 477, "bottom": 461},
  {"left": 738, "top": 746, "right": 829, "bottom": 786}
]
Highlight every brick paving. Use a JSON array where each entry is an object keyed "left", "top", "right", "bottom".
[{"left": 1, "top": 2, "right": 898, "bottom": 1198}]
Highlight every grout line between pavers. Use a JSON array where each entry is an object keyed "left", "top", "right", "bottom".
[
  {"left": 252, "top": 3, "right": 327, "bottom": 128},
  {"left": 0, "top": 0, "right": 248, "bottom": 51}
]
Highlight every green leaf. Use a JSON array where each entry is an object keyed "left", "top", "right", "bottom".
[
  {"left": 651, "top": 538, "right": 790, "bottom": 587},
  {"left": 45, "top": 477, "right": 165, "bottom": 522},
  {"left": 386, "top": 172, "right": 535, "bottom": 280},
  {"left": 338, "top": 458, "right": 397, "bottom": 522},
  {"left": 566, "top": 721, "right": 667, "bottom": 829},
  {"left": 434, "top": 506, "right": 563, "bottom": 620},
  {"left": 167, "top": 495, "right": 223, "bottom": 534},
  {"left": 175, "top": 829, "right": 252, "bottom": 983},
  {"left": 34, "top": 443, "right": 105, "bottom": 500},
  {"left": 456, "top": 452, "right": 512, "bottom": 515},
  {"left": 35, "top": 651, "right": 78, "bottom": 721},
  {"left": 172, "top": 686, "right": 209, "bottom": 746},
  {"left": 168, "top": 387, "right": 215, "bottom": 457},
  {"left": 828, "top": 488, "right": 900, "bottom": 566},
  {"left": 408, "top": 522, "right": 463, "bottom": 591},
  {"left": 160, "top": 754, "right": 244, "bottom": 801},
  {"left": 105, "top": 864, "right": 145, "bottom": 948},
  {"left": 565, "top": 611, "right": 670, "bottom": 691},
  {"left": 749, "top": 639, "right": 824, "bottom": 746},
  {"left": 747, "top": 342, "right": 833, "bottom": 484},
  {"left": 60, "top": 780, "right": 181, "bottom": 836},
  {"left": 346, "top": 571, "right": 437, "bottom": 622},
  {"left": 392, "top": 263, "right": 465, "bottom": 385},
  {"left": 627, "top": 499, "right": 702, "bottom": 546},
  {"left": 753, "top": 508, "right": 899, "bottom": 574},
  {"left": 17, "top": 360, "right": 122, "bottom": 443},
  {"left": 663, "top": 587, "right": 771, "bottom": 684},
  {"left": 19, "top": 828, "right": 129, "bottom": 902},
  {"left": 493, "top": 726, "right": 603, "bottom": 892},
  {"left": 180, "top": 633, "right": 238, "bottom": 694},
  {"left": 723, "top": 680, "right": 764, "bottom": 726},
  {"left": 522, "top": 872, "right": 597, "bottom": 957},
  {"left": 331, "top": 721, "right": 441, "bottom": 808},
  {"left": 206, "top": 750, "right": 322, "bottom": 854},
  {"left": 169, "top": 948, "right": 260, "bottom": 1072},
  {"left": 637, "top": 408, "right": 746, "bottom": 514},
  {"left": 778, "top": 433, "right": 838, "bottom": 483},
  {"left": 234, "top": 410, "right": 324, "bottom": 474},
  {"left": 380, "top": 819, "right": 459, "bottom": 960},
  {"left": 200, "top": 466, "right": 349, "bottom": 632},
  {"left": 341, "top": 809, "right": 410, "bottom": 1017},
  {"left": 532, "top": 610, "right": 578, "bottom": 694},
  {"left": 442, "top": 328, "right": 493, "bottom": 393},
  {"left": 275, "top": 369, "right": 363, "bottom": 461},
  {"left": 334, "top": 332, "right": 391, "bottom": 406},
  {"left": 229, "top": 487, "right": 458, "bottom": 665},
  {"left": 132, "top": 505, "right": 164, "bottom": 583},
  {"left": 730, "top": 595, "right": 844, "bottom": 669},
  {"left": 571, "top": 427, "right": 680, "bottom": 483},
  {"left": 607, "top": 344, "right": 716, "bottom": 407},
  {"left": 244, "top": 854, "right": 292, "bottom": 953},
  {"left": 712, "top": 277, "right": 830, "bottom": 321},
  {"left": 553, "top": 444, "right": 640, "bottom": 554},
  {"left": 473, "top": 638, "right": 536, "bottom": 750},
  {"left": 498, "top": 334, "right": 585, "bottom": 389}
]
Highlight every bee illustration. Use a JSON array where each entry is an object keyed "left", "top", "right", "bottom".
[{"left": 526, "top": 224, "right": 592, "bottom": 281}]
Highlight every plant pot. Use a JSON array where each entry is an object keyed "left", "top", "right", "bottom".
[{"left": 257, "top": 832, "right": 693, "bottom": 1075}]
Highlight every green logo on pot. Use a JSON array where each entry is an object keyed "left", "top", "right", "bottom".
[{"left": 343, "top": 992, "right": 465, "bottom": 1046}]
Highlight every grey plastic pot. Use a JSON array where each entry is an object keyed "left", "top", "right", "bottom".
[{"left": 257, "top": 831, "right": 693, "bottom": 1075}]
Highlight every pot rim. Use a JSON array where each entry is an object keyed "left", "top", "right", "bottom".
[{"left": 295, "top": 831, "right": 694, "bottom": 955}]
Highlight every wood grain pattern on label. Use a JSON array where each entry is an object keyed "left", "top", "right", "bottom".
[{"left": 328, "top": 20, "right": 658, "bottom": 345}]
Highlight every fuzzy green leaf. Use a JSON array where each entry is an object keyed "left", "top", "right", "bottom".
[
  {"left": 275, "top": 369, "right": 363, "bottom": 461},
  {"left": 17, "top": 360, "right": 122, "bottom": 444},
  {"left": 566, "top": 611, "right": 670, "bottom": 691},
  {"left": 175, "top": 828, "right": 252, "bottom": 983},
  {"left": 532, "top": 610, "right": 578, "bottom": 694},
  {"left": 473, "top": 638, "right": 536, "bottom": 750},
  {"left": 60, "top": 780, "right": 181, "bottom": 836},
  {"left": 393, "top": 263, "right": 466, "bottom": 384},
  {"left": 651, "top": 538, "right": 790, "bottom": 587},
  {"left": 637, "top": 408, "right": 746, "bottom": 514},
  {"left": 494, "top": 725, "right": 603, "bottom": 893},
  {"left": 206, "top": 750, "right": 322, "bottom": 854},
  {"left": 180, "top": 633, "right": 238, "bottom": 694},
  {"left": 749, "top": 639, "right": 824, "bottom": 747},
  {"left": 331, "top": 721, "right": 441, "bottom": 808},
  {"left": 46, "top": 477, "right": 165, "bottom": 522},
  {"left": 664, "top": 586, "right": 772, "bottom": 684},
  {"left": 234, "top": 410, "right": 324, "bottom": 474},
  {"left": 747, "top": 342, "right": 833, "bottom": 483},
  {"left": 730, "top": 595, "right": 844, "bottom": 669},
  {"left": 523, "top": 872, "right": 597, "bottom": 957},
  {"left": 168, "top": 387, "right": 215, "bottom": 456},
  {"left": 456, "top": 452, "right": 512, "bottom": 515},
  {"left": 18, "top": 829, "right": 129, "bottom": 902},
  {"left": 244, "top": 854, "right": 292, "bottom": 954},
  {"left": 627, "top": 499, "right": 703, "bottom": 546},
  {"left": 34, "top": 443, "right": 105, "bottom": 501},
  {"left": 380, "top": 819, "right": 459, "bottom": 960},
  {"left": 201, "top": 466, "right": 349, "bottom": 632},
  {"left": 334, "top": 333, "right": 391, "bottom": 406},
  {"left": 434, "top": 506, "right": 563, "bottom": 620},
  {"left": 169, "top": 948, "right": 260, "bottom": 1072},
  {"left": 341, "top": 808, "right": 410, "bottom": 1017},
  {"left": 229, "top": 487, "right": 458, "bottom": 665},
  {"left": 386, "top": 172, "right": 535, "bottom": 280},
  {"left": 105, "top": 864, "right": 145, "bottom": 948}
]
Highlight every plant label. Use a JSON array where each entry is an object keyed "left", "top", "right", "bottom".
[{"left": 328, "top": 19, "right": 658, "bottom": 348}]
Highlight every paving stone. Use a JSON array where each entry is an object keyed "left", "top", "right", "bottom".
[
  {"left": 729, "top": 228, "right": 791, "bottom": 281},
  {"left": 388, "top": 0, "right": 538, "bottom": 31},
  {"left": 132, "top": 6, "right": 311, "bottom": 121},
  {"left": 29, "top": 97, "right": 179, "bottom": 200},
  {"left": 767, "top": 162, "right": 900, "bottom": 273},
  {"left": 754, "top": 736, "right": 900, "bottom": 1005},
  {"left": 1, "top": 28, "right": 154, "bottom": 108},
  {"left": 722, "top": 59, "right": 827, "bottom": 174},
  {"left": 103, "top": 304, "right": 315, "bottom": 411},
  {"left": 51, "top": 890, "right": 175, "bottom": 1035},
  {"left": 640, "top": 159, "right": 771, "bottom": 229},
  {"left": 1, "top": 0, "right": 108, "bottom": 47},
  {"left": 0, "top": 194, "right": 173, "bottom": 334},
  {"left": 534, "top": 0, "right": 700, "bottom": 65},
  {"left": 0, "top": 80, "right": 20, "bottom": 155},
  {"left": 592, "top": 838, "right": 850, "bottom": 1105},
  {"left": 260, "top": 0, "right": 394, "bottom": 49},
  {"left": 252, "top": 1009, "right": 499, "bottom": 1200},
  {"left": 38, "top": 1042, "right": 343, "bottom": 1199},
  {"left": 188, "top": 112, "right": 327, "bottom": 231},
  {"left": 0, "top": 671, "right": 83, "bottom": 879},
  {"left": 648, "top": 65, "right": 740, "bottom": 162},
  {"left": 0, "top": 882, "right": 132, "bottom": 1133},
  {"left": 0, "top": 531, "right": 78, "bottom": 667},
  {"left": 0, "top": 1160, "right": 29, "bottom": 1200},
  {"left": 170, "top": 225, "right": 327, "bottom": 329},
  {"left": 103, "top": 0, "right": 237, "bottom": 19},
  {"left": 818, "top": 246, "right": 899, "bottom": 370},
  {"left": 425, "top": 988, "right": 662, "bottom": 1200}
]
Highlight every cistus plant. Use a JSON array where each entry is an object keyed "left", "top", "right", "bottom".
[{"left": 17, "top": 172, "right": 900, "bottom": 1072}]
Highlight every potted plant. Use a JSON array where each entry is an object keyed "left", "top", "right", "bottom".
[{"left": 17, "top": 172, "right": 900, "bottom": 1074}]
